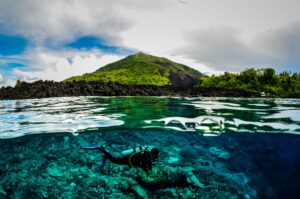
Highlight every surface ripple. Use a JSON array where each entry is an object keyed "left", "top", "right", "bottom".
[{"left": 1, "top": 97, "right": 300, "bottom": 139}]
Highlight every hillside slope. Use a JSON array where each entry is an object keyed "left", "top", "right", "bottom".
[{"left": 64, "top": 52, "right": 203, "bottom": 87}]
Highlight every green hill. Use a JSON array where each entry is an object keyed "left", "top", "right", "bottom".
[{"left": 64, "top": 52, "right": 203, "bottom": 87}]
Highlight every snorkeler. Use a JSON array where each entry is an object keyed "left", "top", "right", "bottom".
[{"left": 81, "top": 145, "right": 159, "bottom": 175}]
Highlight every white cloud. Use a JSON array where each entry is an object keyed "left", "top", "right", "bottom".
[
  {"left": 0, "top": 72, "right": 4, "bottom": 86},
  {"left": 0, "top": 0, "right": 168, "bottom": 46},
  {"left": 1, "top": 0, "right": 300, "bottom": 83},
  {"left": 0, "top": 0, "right": 173, "bottom": 85},
  {"left": 12, "top": 49, "right": 124, "bottom": 82},
  {"left": 121, "top": 0, "right": 300, "bottom": 73},
  {"left": 158, "top": 53, "right": 223, "bottom": 75},
  {"left": 0, "top": 73, "right": 14, "bottom": 88},
  {"left": 175, "top": 22, "right": 300, "bottom": 72}
]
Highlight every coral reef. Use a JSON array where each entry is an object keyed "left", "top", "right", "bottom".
[{"left": 0, "top": 130, "right": 299, "bottom": 198}]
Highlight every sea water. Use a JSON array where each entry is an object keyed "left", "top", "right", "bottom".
[{"left": 0, "top": 97, "right": 299, "bottom": 198}]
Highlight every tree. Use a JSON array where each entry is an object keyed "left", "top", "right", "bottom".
[
  {"left": 196, "top": 67, "right": 300, "bottom": 98},
  {"left": 16, "top": 79, "right": 24, "bottom": 86},
  {"left": 261, "top": 68, "right": 276, "bottom": 85},
  {"left": 239, "top": 68, "right": 259, "bottom": 90}
]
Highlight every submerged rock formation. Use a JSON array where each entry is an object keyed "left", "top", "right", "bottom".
[
  {"left": 0, "top": 80, "right": 260, "bottom": 100},
  {"left": 0, "top": 130, "right": 259, "bottom": 199}
]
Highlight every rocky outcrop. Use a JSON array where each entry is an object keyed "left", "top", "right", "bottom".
[{"left": 0, "top": 80, "right": 260, "bottom": 100}]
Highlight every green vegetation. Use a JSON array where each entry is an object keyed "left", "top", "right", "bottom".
[
  {"left": 63, "top": 52, "right": 300, "bottom": 98},
  {"left": 65, "top": 66, "right": 170, "bottom": 86},
  {"left": 64, "top": 52, "right": 203, "bottom": 86},
  {"left": 15, "top": 79, "right": 25, "bottom": 86},
  {"left": 197, "top": 68, "right": 300, "bottom": 98}
]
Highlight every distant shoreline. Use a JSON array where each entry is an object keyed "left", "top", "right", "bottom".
[{"left": 0, "top": 80, "right": 261, "bottom": 100}]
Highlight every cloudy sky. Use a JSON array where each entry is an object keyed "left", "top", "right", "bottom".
[{"left": 0, "top": 0, "right": 300, "bottom": 87}]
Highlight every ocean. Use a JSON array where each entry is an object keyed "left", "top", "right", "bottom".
[{"left": 0, "top": 97, "right": 300, "bottom": 198}]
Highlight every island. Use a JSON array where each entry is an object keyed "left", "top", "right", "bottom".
[{"left": 1, "top": 52, "right": 299, "bottom": 100}]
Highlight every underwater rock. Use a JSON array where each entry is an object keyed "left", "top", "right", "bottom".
[
  {"left": 197, "top": 158, "right": 213, "bottom": 167},
  {"left": 3, "top": 129, "right": 296, "bottom": 198},
  {"left": 132, "top": 185, "right": 149, "bottom": 199},
  {"left": 64, "top": 136, "right": 69, "bottom": 142},
  {"left": 187, "top": 172, "right": 205, "bottom": 189},
  {"left": 137, "top": 166, "right": 190, "bottom": 190},
  {"left": 209, "top": 147, "right": 231, "bottom": 159},
  {"left": 179, "top": 146, "right": 204, "bottom": 160},
  {"left": 47, "top": 166, "right": 64, "bottom": 177},
  {"left": 166, "top": 157, "right": 181, "bottom": 165},
  {"left": 0, "top": 186, "right": 7, "bottom": 196}
]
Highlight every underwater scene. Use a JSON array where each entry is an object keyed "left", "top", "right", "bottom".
[{"left": 0, "top": 96, "right": 300, "bottom": 199}]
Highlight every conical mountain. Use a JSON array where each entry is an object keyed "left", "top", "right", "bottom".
[{"left": 64, "top": 52, "right": 204, "bottom": 87}]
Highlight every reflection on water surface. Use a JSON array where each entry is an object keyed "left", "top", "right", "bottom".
[{"left": 0, "top": 97, "right": 300, "bottom": 139}]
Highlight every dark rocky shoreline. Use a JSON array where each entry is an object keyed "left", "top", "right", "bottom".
[{"left": 0, "top": 80, "right": 260, "bottom": 100}]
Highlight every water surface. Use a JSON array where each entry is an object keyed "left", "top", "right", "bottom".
[
  {"left": 0, "top": 97, "right": 300, "bottom": 198},
  {"left": 1, "top": 97, "right": 300, "bottom": 139}
]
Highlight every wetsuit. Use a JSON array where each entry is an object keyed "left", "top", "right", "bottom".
[{"left": 102, "top": 149, "right": 153, "bottom": 174}]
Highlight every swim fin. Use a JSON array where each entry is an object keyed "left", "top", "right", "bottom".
[{"left": 80, "top": 145, "right": 103, "bottom": 150}]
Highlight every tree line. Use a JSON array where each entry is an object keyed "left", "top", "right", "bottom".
[{"left": 197, "top": 68, "right": 300, "bottom": 98}]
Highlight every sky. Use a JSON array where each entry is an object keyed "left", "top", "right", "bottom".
[{"left": 0, "top": 0, "right": 300, "bottom": 87}]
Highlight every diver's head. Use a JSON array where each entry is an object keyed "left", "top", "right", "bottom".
[{"left": 150, "top": 148, "right": 159, "bottom": 160}]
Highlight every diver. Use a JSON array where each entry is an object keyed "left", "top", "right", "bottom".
[{"left": 81, "top": 145, "right": 159, "bottom": 175}]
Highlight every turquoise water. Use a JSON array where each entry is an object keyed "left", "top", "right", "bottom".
[
  {"left": 1, "top": 97, "right": 300, "bottom": 138},
  {"left": 0, "top": 97, "right": 300, "bottom": 198}
]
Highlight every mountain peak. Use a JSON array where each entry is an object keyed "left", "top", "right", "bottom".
[
  {"left": 128, "top": 52, "right": 160, "bottom": 59},
  {"left": 64, "top": 53, "right": 204, "bottom": 87},
  {"left": 135, "top": 51, "right": 146, "bottom": 55}
]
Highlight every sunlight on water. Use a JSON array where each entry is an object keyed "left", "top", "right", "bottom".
[
  {"left": 0, "top": 97, "right": 300, "bottom": 139},
  {"left": 0, "top": 97, "right": 124, "bottom": 139},
  {"left": 145, "top": 98, "right": 300, "bottom": 135}
]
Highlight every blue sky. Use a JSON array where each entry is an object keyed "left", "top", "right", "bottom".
[
  {"left": 0, "top": 32, "right": 135, "bottom": 85},
  {"left": 0, "top": 0, "right": 300, "bottom": 87},
  {"left": 0, "top": 35, "right": 28, "bottom": 56}
]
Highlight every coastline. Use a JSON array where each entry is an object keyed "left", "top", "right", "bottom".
[{"left": 0, "top": 81, "right": 260, "bottom": 100}]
